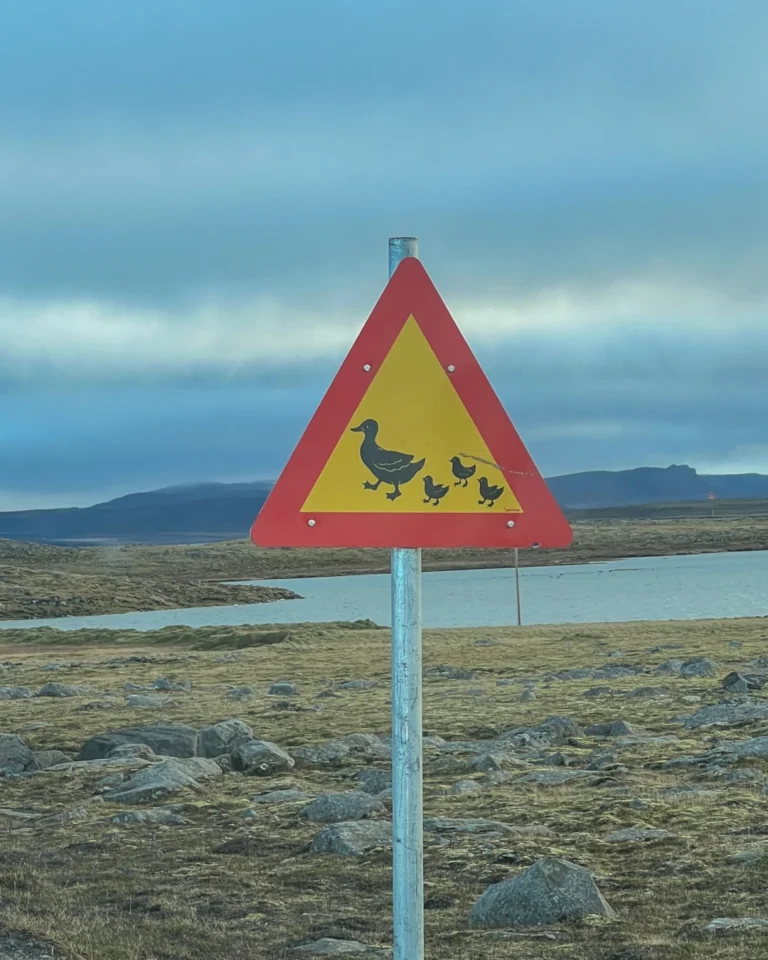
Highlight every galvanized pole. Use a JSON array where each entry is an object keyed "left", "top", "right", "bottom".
[
  {"left": 514, "top": 547, "right": 522, "bottom": 626},
  {"left": 388, "top": 236, "right": 424, "bottom": 960}
]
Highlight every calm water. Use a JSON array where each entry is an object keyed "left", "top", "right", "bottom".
[{"left": 1, "top": 550, "right": 766, "bottom": 632}]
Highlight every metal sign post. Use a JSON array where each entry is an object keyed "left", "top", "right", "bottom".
[
  {"left": 514, "top": 546, "right": 522, "bottom": 626},
  {"left": 388, "top": 237, "right": 424, "bottom": 960}
]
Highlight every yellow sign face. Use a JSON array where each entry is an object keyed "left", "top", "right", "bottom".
[{"left": 302, "top": 316, "right": 523, "bottom": 514}]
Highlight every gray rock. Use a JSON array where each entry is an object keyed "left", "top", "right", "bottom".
[
  {"left": 153, "top": 677, "right": 192, "bottom": 691},
  {"left": 269, "top": 681, "right": 297, "bottom": 696},
  {"left": 107, "top": 743, "right": 156, "bottom": 760},
  {"left": 123, "top": 683, "right": 144, "bottom": 692},
  {"left": 451, "top": 779, "right": 482, "bottom": 795},
  {"left": 684, "top": 701, "right": 768, "bottom": 729},
  {"left": 337, "top": 680, "right": 378, "bottom": 691},
  {"left": 608, "top": 650, "right": 623, "bottom": 658},
  {"left": 655, "top": 659, "right": 685, "bottom": 676},
  {"left": 713, "top": 737, "right": 768, "bottom": 762},
  {"left": 722, "top": 672, "right": 750, "bottom": 694},
  {"left": 536, "top": 716, "right": 585, "bottom": 744},
  {"left": 126, "top": 694, "right": 172, "bottom": 708},
  {"left": 424, "top": 665, "right": 476, "bottom": 680},
  {"left": 300, "top": 791, "right": 385, "bottom": 823},
  {"left": 197, "top": 719, "right": 253, "bottom": 758},
  {"left": 471, "top": 752, "right": 529, "bottom": 774},
  {"left": 520, "top": 688, "right": 536, "bottom": 702},
  {"left": 231, "top": 740, "right": 295, "bottom": 776},
  {"left": 294, "top": 939, "right": 370, "bottom": 955},
  {"left": 626, "top": 686, "right": 668, "bottom": 698},
  {"left": 250, "top": 789, "right": 311, "bottom": 805},
  {"left": 309, "top": 820, "right": 392, "bottom": 856},
  {"left": 294, "top": 742, "right": 352, "bottom": 768},
  {"left": 469, "top": 857, "right": 615, "bottom": 927},
  {"left": 0, "top": 734, "right": 37, "bottom": 775},
  {"left": 228, "top": 686, "right": 254, "bottom": 700},
  {"left": 47, "top": 756, "right": 153, "bottom": 773},
  {"left": 586, "top": 720, "right": 635, "bottom": 737},
  {"left": 355, "top": 768, "right": 391, "bottom": 796},
  {"left": 705, "top": 918, "right": 768, "bottom": 934},
  {"left": 583, "top": 687, "right": 612, "bottom": 698},
  {"left": 109, "top": 806, "right": 186, "bottom": 825},
  {"left": 80, "top": 722, "right": 199, "bottom": 760},
  {"left": 605, "top": 827, "right": 674, "bottom": 843},
  {"left": 0, "top": 932, "right": 61, "bottom": 958},
  {"left": 680, "top": 657, "right": 717, "bottom": 678},
  {"left": 0, "top": 686, "right": 32, "bottom": 700},
  {"left": 103, "top": 758, "right": 221, "bottom": 804},
  {"left": 728, "top": 848, "right": 768, "bottom": 866},
  {"left": 37, "top": 683, "right": 87, "bottom": 697},
  {"left": 33, "top": 750, "right": 72, "bottom": 770}
]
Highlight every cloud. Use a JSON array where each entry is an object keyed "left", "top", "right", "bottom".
[{"left": 1, "top": 0, "right": 767, "bottom": 507}]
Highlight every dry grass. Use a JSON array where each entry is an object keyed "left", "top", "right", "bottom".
[{"left": 2, "top": 616, "right": 768, "bottom": 958}]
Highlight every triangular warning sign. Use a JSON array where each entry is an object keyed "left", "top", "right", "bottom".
[{"left": 251, "top": 258, "right": 572, "bottom": 549}]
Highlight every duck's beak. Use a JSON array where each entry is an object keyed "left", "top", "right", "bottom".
[{"left": 350, "top": 423, "right": 364, "bottom": 433}]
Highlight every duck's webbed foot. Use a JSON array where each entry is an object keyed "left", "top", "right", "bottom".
[
  {"left": 386, "top": 487, "right": 402, "bottom": 501},
  {"left": 363, "top": 480, "right": 381, "bottom": 490}
]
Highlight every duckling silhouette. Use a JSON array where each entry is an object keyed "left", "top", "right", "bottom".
[
  {"left": 478, "top": 476, "right": 504, "bottom": 507},
  {"left": 423, "top": 475, "right": 449, "bottom": 506},
  {"left": 450, "top": 455, "right": 476, "bottom": 487},
  {"left": 350, "top": 419, "right": 425, "bottom": 501}
]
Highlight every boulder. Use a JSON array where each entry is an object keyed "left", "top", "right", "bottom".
[
  {"left": 354, "top": 768, "right": 391, "bottom": 796},
  {"left": 80, "top": 722, "right": 199, "bottom": 760},
  {"left": 269, "top": 682, "right": 297, "bottom": 696},
  {"left": 299, "top": 791, "right": 385, "bottom": 823},
  {"left": 228, "top": 687, "right": 254, "bottom": 700},
  {"left": 250, "top": 789, "right": 311, "bottom": 805},
  {"left": 109, "top": 807, "right": 186, "bottom": 825},
  {"left": 722, "top": 672, "right": 750, "bottom": 694},
  {"left": 197, "top": 719, "right": 253, "bottom": 758},
  {"left": 0, "top": 733, "right": 37, "bottom": 775},
  {"left": 309, "top": 820, "right": 392, "bottom": 857},
  {"left": 684, "top": 701, "right": 768, "bottom": 730},
  {"left": 126, "top": 695, "right": 172, "bottom": 708},
  {"left": 705, "top": 918, "right": 768, "bottom": 934},
  {"left": 37, "top": 683, "right": 87, "bottom": 697},
  {"left": 154, "top": 677, "right": 192, "bottom": 691},
  {"left": 0, "top": 687, "right": 32, "bottom": 700},
  {"left": 33, "top": 750, "right": 72, "bottom": 770},
  {"left": 103, "top": 758, "right": 221, "bottom": 805},
  {"left": 586, "top": 720, "right": 635, "bottom": 737},
  {"left": 680, "top": 657, "right": 717, "bottom": 678},
  {"left": 231, "top": 740, "right": 295, "bottom": 776},
  {"left": 469, "top": 858, "right": 615, "bottom": 927}
]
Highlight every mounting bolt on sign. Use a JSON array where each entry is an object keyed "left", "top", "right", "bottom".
[{"left": 250, "top": 239, "right": 572, "bottom": 960}]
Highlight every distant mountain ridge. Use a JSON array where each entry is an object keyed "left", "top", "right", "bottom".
[{"left": 0, "top": 465, "right": 766, "bottom": 545}]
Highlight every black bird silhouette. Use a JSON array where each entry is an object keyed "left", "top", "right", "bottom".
[
  {"left": 450, "top": 455, "right": 476, "bottom": 487},
  {"left": 423, "top": 475, "right": 449, "bottom": 506},
  {"left": 350, "top": 419, "right": 425, "bottom": 501},
  {"left": 478, "top": 476, "right": 504, "bottom": 507}
]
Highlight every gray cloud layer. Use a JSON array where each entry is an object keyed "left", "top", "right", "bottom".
[{"left": 1, "top": 1, "right": 767, "bottom": 507}]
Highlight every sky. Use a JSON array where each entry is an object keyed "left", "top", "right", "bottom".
[{"left": 1, "top": 0, "right": 768, "bottom": 510}]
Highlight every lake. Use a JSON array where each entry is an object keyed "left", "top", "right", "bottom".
[{"left": 1, "top": 549, "right": 767, "bottom": 632}]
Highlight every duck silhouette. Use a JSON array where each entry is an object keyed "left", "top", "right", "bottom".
[
  {"left": 350, "top": 419, "right": 425, "bottom": 501},
  {"left": 423, "top": 475, "right": 449, "bottom": 506},
  {"left": 478, "top": 476, "right": 504, "bottom": 507},
  {"left": 450, "top": 456, "right": 476, "bottom": 487}
]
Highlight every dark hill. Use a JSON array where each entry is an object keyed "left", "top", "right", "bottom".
[{"left": 0, "top": 466, "right": 766, "bottom": 545}]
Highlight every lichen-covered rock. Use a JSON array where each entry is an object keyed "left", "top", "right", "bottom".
[
  {"left": 299, "top": 791, "right": 385, "bottom": 823},
  {"left": 309, "top": 820, "right": 392, "bottom": 856},
  {"left": 469, "top": 858, "right": 615, "bottom": 927},
  {"left": 80, "top": 722, "right": 199, "bottom": 760},
  {"left": 231, "top": 740, "right": 295, "bottom": 776},
  {"left": 0, "top": 734, "right": 37, "bottom": 775},
  {"left": 197, "top": 719, "right": 253, "bottom": 758}
]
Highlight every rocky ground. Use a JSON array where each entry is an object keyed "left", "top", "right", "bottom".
[{"left": 1, "top": 616, "right": 768, "bottom": 959}]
